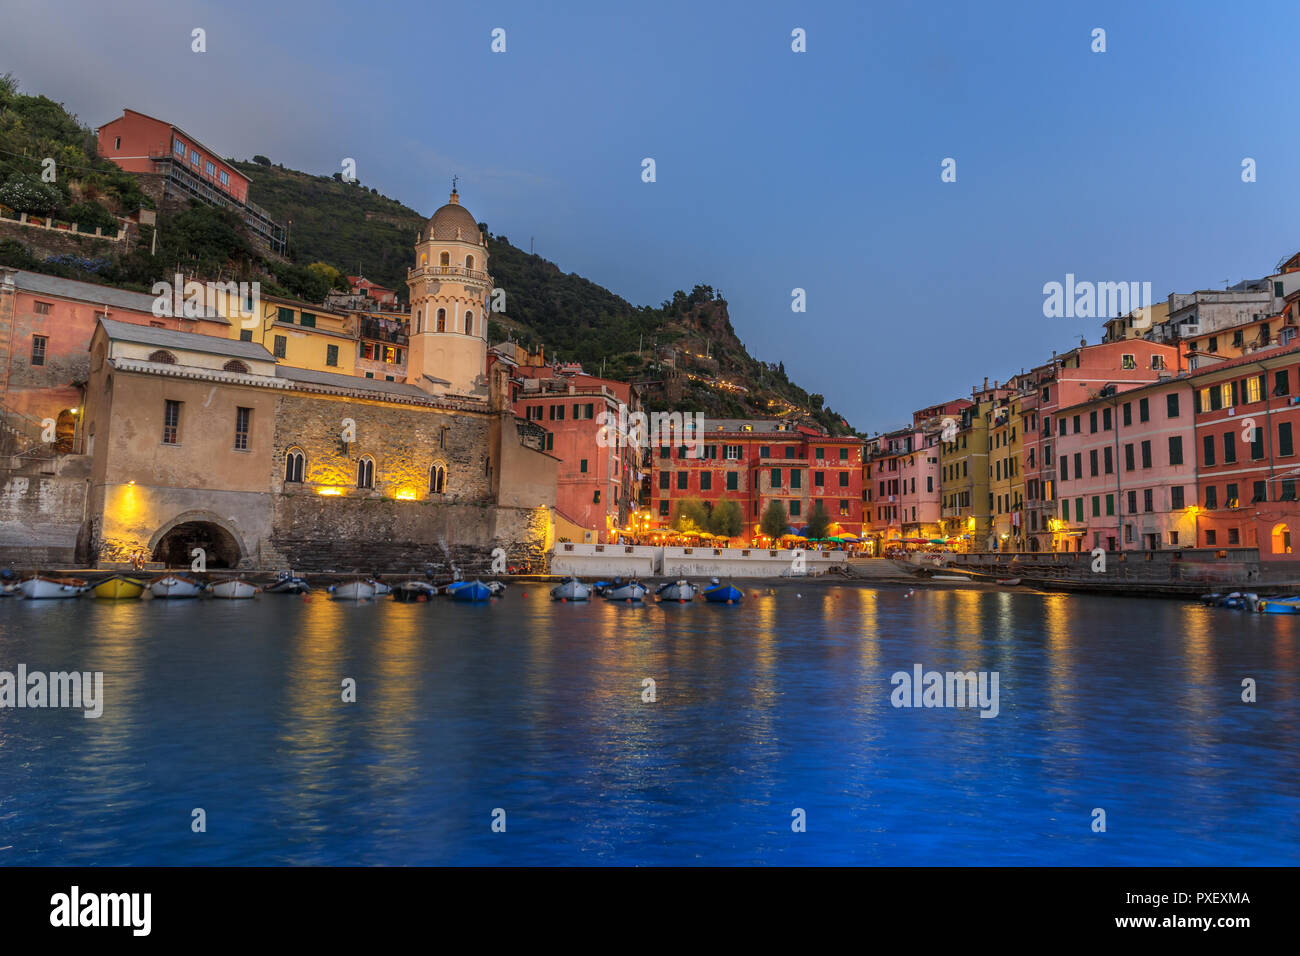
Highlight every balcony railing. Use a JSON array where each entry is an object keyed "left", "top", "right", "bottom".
[{"left": 408, "top": 264, "right": 491, "bottom": 282}]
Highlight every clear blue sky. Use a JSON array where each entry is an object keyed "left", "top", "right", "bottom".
[{"left": 5, "top": 0, "right": 1297, "bottom": 431}]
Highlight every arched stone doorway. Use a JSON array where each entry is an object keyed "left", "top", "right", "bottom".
[
  {"left": 1271, "top": 522, "right": 1292, "bottom": 556},
  {"left": 150, "top": 513, "right": 245, "bottom": 568}
]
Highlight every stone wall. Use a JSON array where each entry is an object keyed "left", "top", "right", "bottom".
[
  {"left": 0, "top": 458, "right": 90, "bottom": 565},
  {"left": 0, "top": 218, "right": 127, "bottom": 262},
  {"left": 270, "top": 494, "right": 551, "bottom": 573}
]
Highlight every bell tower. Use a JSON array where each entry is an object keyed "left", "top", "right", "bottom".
[{"left": 406, "top": 186, "right": 491, "bottom": 397}]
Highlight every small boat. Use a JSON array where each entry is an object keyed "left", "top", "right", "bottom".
[
  {"left": 997, "top": 578, "right": 1022, "bottom": 586},
  {"left": 448, "top": 580, "right": 492, "bottom": 602},
  {"left": 266, "top": 574, "right": 311, "bottom": 594},
  {"left": 656, "top": 580, "right": 697, "bottom": 602},
  {"left": 591, "top": 580, "right": 613, "bottom": 597},
  {"left": 368, "top": 579, "right": 392, "bottom": 596},
  {"left": 150, "top": 575, "right": 204, "bottom": 599},
  {"left": 331, "top": 579, "right": 376, "bottom": 601},
  {"left": 92, "top": 575, "right": 145, "bottom": 600},
  {"left": 393, "top": 580, "right": 438, "bottom": 602},
  {"left": 702, "top": 580, "right": 743, "bottom": 604},
  {"left": 485, "top": 580, "right": 507, "bottom": 596},
  {"left": 604, "top": 580, "right": 648, "bottom": 602},
  {"left": 551, "top": 577, "right": 590, "bottom": 601},
  {"left": 19, "top": 575, "right": 90, "bottom": 599},
  {"left": 209, "top": 578, "right": 257, "bottom": 599},
  {"left": 1259, "top": 598, "right": 1300, "bottom": 614}
]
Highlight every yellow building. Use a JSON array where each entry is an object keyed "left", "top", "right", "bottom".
[
  {"left": 987, "top": 390, "right": 1025, "bottom": 551},
  {"left": 939, "top": 384, "right": 1009, "bottom": 551}
]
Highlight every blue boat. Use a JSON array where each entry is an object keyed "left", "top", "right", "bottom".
[
  {"left": 703, "top": 581, "right": 743, "bottom": 604},
  {"left": 1260, "top": 597, "right": 1300, "bottom": 614},
  {"left": 448, "top": 580, "right": 492, "bottom": 602}
]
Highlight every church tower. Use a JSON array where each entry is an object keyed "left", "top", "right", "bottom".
[{"left": 406, "top": 186, "right": 491, "bottom": 397}]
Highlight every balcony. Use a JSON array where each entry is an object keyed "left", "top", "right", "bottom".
[
  {"left": 360, "top": 319, "right": 409, "bottom": 346},
  {"left": 148, "top": 154, "right": 285, "bottom": 253},
  {"left": 408, "top": 263, "right": 491, "bottom": 283}
]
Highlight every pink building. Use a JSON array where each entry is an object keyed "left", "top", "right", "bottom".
[
  {"left": 98, "top": 109, "right": 251, "bottom": 204},
  {"left": 1053, "top": 376, "right": 1198, "bottom": 552}
]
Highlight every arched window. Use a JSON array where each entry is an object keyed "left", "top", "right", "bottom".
[
  {"left": 148, "top": 350, "right": 176, "bottom": 364},
  {"left": 465, "top": 311, "right": 473, "bottom": 335},
  {"left": 430, "top": 462, "right": 447, "bottom": 494},
  {"left": 465, "top": 254, "right": 475, "bottom": 271},
  {"left": 439, "top": 251, "right": 450, "bottom": 266},
  {"left": 224, "top": 359, "right": 249, "bottom": 373},
  {"left": 285, "top": 448, "right": 306, "bottom": 483},
  {"left": 421, "top": 253, "right": 427, "bottom": 266},
  {"left": 54, "top": 409, "right": 76, "bottom": 454},
  {"left": 357, "top": 456, "right": 374, "bottom": 489},
  {"left": 437, "top": 308, "right": 446, "bottom": 332}
]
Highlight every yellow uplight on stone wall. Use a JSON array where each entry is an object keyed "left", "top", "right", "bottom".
[
  {"left": 394, "top": 489, "right": 418, "bottom": 500},
  {"left": 316, "top": 486, "right": 344, "bottom": 496}
]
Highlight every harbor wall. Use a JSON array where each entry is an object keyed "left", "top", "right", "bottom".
[
  {"left": 0, "top": 461, "right": 90, "bottom": 565},
  {"left": 551, "top": 542, "right": 847, "bottom": 578}
]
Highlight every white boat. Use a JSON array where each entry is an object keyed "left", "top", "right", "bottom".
[
  {"left": 656, "top": 580, "right": 697, "bottom": 602},
  {"left": 150, "top": 575, "right": 204, "bottom": 599},
  {"left": 331, "top": 580, "right": 376, "bottom": 601},
  {"left": 368, "top": 579, "right": 392, "bottom": 596},
  {"left": 19, "top": 575, "right": 90, "bottom": 599},
  {"left": 485, "top": 580, "right": 507, "bottom": 596},
  {"left": 209, "top": 578, "right": 257, "bottom": 599},
  {"left": 604, "top": 580, "right": 648, "bottom": 602},
  {"left": 550, "top": 577, "right": 590, "bottom": 601}
]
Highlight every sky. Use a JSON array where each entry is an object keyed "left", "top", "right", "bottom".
[{"left": 3, "top": 0, "right": 1298, "bottom": 432}]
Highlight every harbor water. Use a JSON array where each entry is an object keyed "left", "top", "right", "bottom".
[{"left": 1, "top": 585, "right": 1297, "bottom": 865}]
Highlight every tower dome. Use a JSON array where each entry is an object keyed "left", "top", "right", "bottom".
[{"left": 425, "top": 190, "right": 482, "bottom": 244}]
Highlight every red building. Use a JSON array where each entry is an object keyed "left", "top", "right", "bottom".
[
  {"left": 651, "top": 418, "right": 864, "bottom": 542},
  {"left": 96, "top": 109, "right": 284, "bottom": 253},
  {"left": 98, "top": 109, "right": 250, "bottom": 203},
  {"left": 503, "top": 361, "right": 641, "bottom": 542},
  {"left": 1190, "top": 341, "right": 1300, "bottom": 557},
  {"left": 347, "top": 276, "right": 398, "bottom": 307}
]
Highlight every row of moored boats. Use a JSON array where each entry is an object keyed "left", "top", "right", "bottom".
[
  {"left": 1200, "top": 590, "right": 1300, "bottom": 614},
  {"left": 4, "top": 573, "right": 508, "bottom": 602},
  {"left": 550, "top": 576, "right": 744, "bottom": 604}
]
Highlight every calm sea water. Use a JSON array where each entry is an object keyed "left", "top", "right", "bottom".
[{"left": 0, "top": 585, "right": 1296, "bottom": 866}]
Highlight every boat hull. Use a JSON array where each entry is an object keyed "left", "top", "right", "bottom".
[
  {"left": 551, "top": 580, "right": 590, "bottom": 601},
  {"left": 703, "top": 585, "right": 743, "bottom": 604},
  {"left": 210, "top": 580, "right": 257, "bottom": 599},
  {"left": 92, "top": 576, "right": 145, "bottom": 600},
  {"left": 449, "top": 581, "right": 492, "bottom": 602},
  {"left": 266, "top": 577, "right": 310, "bottom": 594},
  {"left": 20, "top": 577, "right": 89, "bottom": 599},
  {"left": 332, "top": 581, "right": 376, "bottom": 601},
  {"left": 393, "top": 582, "right": 438, "bottom": 602},
  {"left": 604, "top": 584, "right": 647, "bottom": 602},
  {"left": 150, "top": 576, "right": 203, "bottom": 599},
  {"left": 657, "top": 581, "right": 696, "bottom": 602}
]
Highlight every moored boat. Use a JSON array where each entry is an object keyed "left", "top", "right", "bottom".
[
  {"left": 485, "top": 580, "right": 507, "bottom": 596},
  {"left": 1259, "top": 597, "right": 1300, "bottom": 614},
  {"left": 150, "top": 574, "right": 204, "bottom": 599},
  {"left": 331, "top": 579, "right": 376, "bottom": 601},
  {"left": 551, "top": 577, "right": 590, "bottom": 601},
  {"left": 448, "top": 579, "right": 492, "bottom": 602},
  {"left": 209, "top": 578, "right": 257, "bottom": 599},
  {"left": 393, "top": 580, "right": 438, "bottom": 602},
  {"left": 266, "top": 574, "right": 310, "bottom": 594},
  {"left": 702, "top": 579, "right": 743, "bottom": 604},
  {"left": 91, "top": 575, "right": 145, "bottom": 600},
  {"left": 368, "top": 579, "right": 392, "bottom": 596},
  {"left": 656, "top": 579, "right": 697, "bottom": 602},
  {"left": 19, "top": 575, "right": 90, "bottom": 599},
  {"left": 603, "top": 580, "right": 648, "bottom": 602}
]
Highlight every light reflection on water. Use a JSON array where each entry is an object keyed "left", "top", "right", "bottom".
[{"left": 0, "top": 587, "right": 1296, "bottom": 865}]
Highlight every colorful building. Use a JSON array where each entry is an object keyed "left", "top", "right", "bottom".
[
  {"left": 1190, "top": 343, "right": 1300, "bottom": 557},
  {"left": 96, "top": 109, "right": 284, "bottom": 252},
  {"left": 509, "top": 363, "right": 639, "bottom": 542},
  {"left": 651, "top": 419, "right": 863, "bottom": 543}
]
